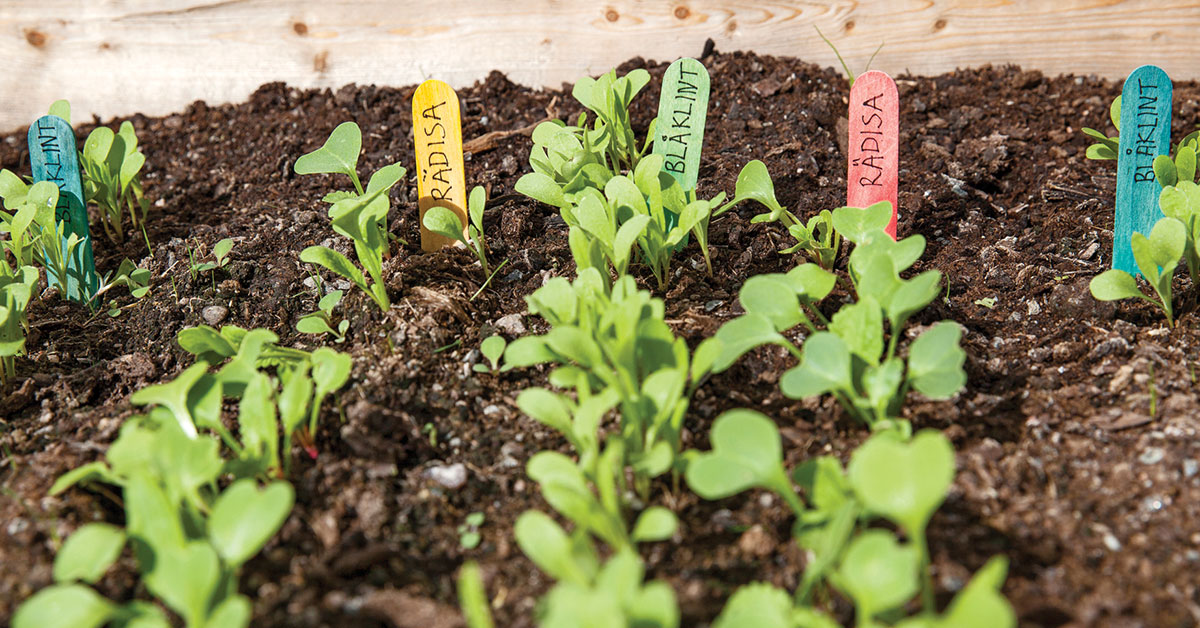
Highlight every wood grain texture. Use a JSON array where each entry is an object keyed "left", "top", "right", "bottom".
[{"left": 2, "top": 0, "right": 1199, "bottom": 131}]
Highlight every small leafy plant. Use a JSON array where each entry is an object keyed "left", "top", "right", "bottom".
[
  {"left": 687, "top": 409, "right": 1015, "bottom": 627},
  {"left": 297, "top": 289, "right": 349, "bottom": 342},
  {"left": 423, "top": 186, "right": 509, "bottom": 299},
  {"left": 191, "top": 237, "right": 234, "bottom": 274},
  {"left": 474, "top": 334, "right": 506, "bottom": 373},
  {"left": 1090, "top": 216, "right": 1185, "bottom": 327},
  {"left": 294, "top": 121, "right": 404, "bottom": 311},
  {"left": 80, "top": 119, "right": 151, "bottom": 245},
  {"left": 703, "top": 203, "right": 964, "bottom": 430},
  {"left": 458, "top": 512, "right": 485, "bottom": 550},
  {"left": 0, "top": 265, "right": 37, "bottom": 386}
]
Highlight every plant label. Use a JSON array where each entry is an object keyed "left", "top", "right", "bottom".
[
  {"left": 1114, "top": 65, "right": 1172, "bottom": 275},
  {"left": 413, "top": 79, "right": 467, "bottom": 253},
  {"left": 654, "top": 58, "right": 710, "bottom": 237},
  {"left": 28, "top": 113, "right": 98, "bottom": 301},
  {"left": 847, "top": 71, "right": 900, "bottom": 239}
]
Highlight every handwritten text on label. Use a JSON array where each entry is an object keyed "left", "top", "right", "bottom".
[
  {"left": 1114, "top": 65, "right": 1172, "bottom": 275},
  {"left": 847, "top": 71, "right": 900, "bottom": 239},
  {"left": 413, "top": 80, "right": 467, "bottom": 252}
]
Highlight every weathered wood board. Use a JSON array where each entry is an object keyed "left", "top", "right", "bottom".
[{"left": 3, "top": 1, "right": 1200, "bottom": 131}]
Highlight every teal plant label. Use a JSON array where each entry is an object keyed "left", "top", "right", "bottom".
[
  {"left": 28, "top": 114, "right": 98, "bottom": 301},
  {"left": 1114, "top": 65, "right": 1172, "bottom": 275},
  {"left": 654, "top": 58, "right": 710, "bottom": 190},
  {"left": 654, "top": 58, "right": 710, "bottom": 234}
]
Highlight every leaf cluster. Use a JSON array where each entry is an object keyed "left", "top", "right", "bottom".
[
  {"left": 81, "top": 120, "right": 150, "bottom": 244},
  {"left": 1090, "top": 216, "right": 1185, "bottom": 326},
  {"left": 294, "top": 121, "right": 405, "bottom": 311},
  {"left": 703, "top": 203, "right": 965, "bottom": 429},
  {"left": 687, "top": 410, "right": 1015, "bottom": 628},
  {"left": 423, "top": 186, "right": 509, "bottom": 298},
  {"left": 297, "top": 289, "right": 349, "bottom": 342},
  {"left": 0, "top": 265, "right": 37, "bottom": 385}
]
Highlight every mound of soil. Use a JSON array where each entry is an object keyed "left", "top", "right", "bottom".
[{"left": 2, "top": 49, "right": 1199, "bottom": 627}]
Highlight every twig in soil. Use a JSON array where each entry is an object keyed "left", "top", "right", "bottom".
[
  {"left": 462, "top": 118, "right": 553, "bottom": 155},
  {"left": 470, "top": 259, "right": 509, "bottom": 301}
]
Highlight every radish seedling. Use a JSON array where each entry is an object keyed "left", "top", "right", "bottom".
[
  {"left": 297, "top": 289, "right": 349, "bottom": 342},
  {"left": 704, "top": 203, "right": 964, "bottom": 429},
  {"left": 474, "top": 334, "right": 505, "bottom": 373},
  {"left": 295, "top": 121, "right": 404, "bottom": 311},
  {"left": 1090, "top": 216, "right": 1186, "bottom": 327},
  {"left": 423, "top": 185, "right": 508, "bottom": 297}
]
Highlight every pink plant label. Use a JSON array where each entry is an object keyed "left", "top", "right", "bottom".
[{"left": 847, "top": 70, "right": 900, "bottom": 239}]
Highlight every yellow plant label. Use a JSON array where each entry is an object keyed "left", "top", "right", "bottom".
[{"left": 412, "top": 79, "right": 467, "bottom": 252}]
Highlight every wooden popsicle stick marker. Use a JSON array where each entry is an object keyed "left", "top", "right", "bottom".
[
  {"left": 654, "top": 58, "right": 710, "bottom": 192},
  {"left": 847, "top": 70, "right": 900, "bottom": 239},
  {"left": 412, "top": 79, "right": 467, "bottom": 252},
  {"left": 1114, "top": 65, "right": 1172, "bottom": 275},
  {"left": 28, "top": 113, "right": 98, "bottom": 301}
]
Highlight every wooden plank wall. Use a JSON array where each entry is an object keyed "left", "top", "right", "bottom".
[{"left": 1, "top": 0, "right": 1198, "bottom": 132}]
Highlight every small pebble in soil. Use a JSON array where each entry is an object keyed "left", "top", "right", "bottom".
[
  {"left": 1138, "top": 447, "right": 1165, "bottom": 465},
  {"left": 495, "top": 313, "right": 526, "bottom": 335},
  {"left": 704, "top": 300, "right": 723, "bottom": 312},
  {"left": 1102, "top": 531, "right": 1122, "bottom": 552},
  {"left": 503, "top": 269, "right": 524, "bottom": 282},
  {"left": 1183, "top": 459, "right": 1198, "bottom": 478},
  {"left": 424, "top": 463, "right": 467, "bottom": 489},
  {"left": 202, "top": 305, "right": 228, "bottom": 326}
]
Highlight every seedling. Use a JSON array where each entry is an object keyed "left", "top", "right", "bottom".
[
  {"left": 78, "top": 114, "right": 151, "bottom": 246},
  {"left": 297, "top": 290, "right": 349, "bottom": 342},
  {"left": 191, "top": 238, "right": 234, "bottom": 273},
  {"left": 474, "top": 334, "right": 506, "bottom": 373},
  {"left": 974, "top": 297, "right": 997, "bottom": 309},
  {"left": 294, "top": 121, "right": 404, "bottom": 311},
  {"left": 704, "top": 203, "right": 964, "bottom": 429},
  {"left": 0, "top": 265, "right": 37, "bottom": 386},
  {"left": 814, "top": 25, "right": 884, "bottom": 88},
  {"left": 457, "top": 561, "right": 495, "bottom": 628},
  {"left": 458, "top": 512, "right": 485, "bottom": 549},
  {"left": 423, "top": 186, "right": 509, "bottom": 298},
  {"left": 1089, "top": 216, "right": 1185, "bottom": 327}
]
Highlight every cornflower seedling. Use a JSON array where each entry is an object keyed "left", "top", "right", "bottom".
[
  {"left": 1090, "top": 216, "right": 1185, "bottom": 327},
  {"left": 473, "top": 334, "right": 506, "bottom": 373},
  {"left": 457, "top": 561, "right": 495, "bottom": 628},
  {"left": 703, "top": 203, "right": 964, "bottom": 429},
  {"left": 0, "top": 266, "right": 38, "bottom": 386},
  {"left": 294, "top": 121, "right": 404, "bottom": 311},
  {"left": 19, "top": 407, "right": 294, "bottom": 628},
  {"left": 513, "top": 511, "right": 680, "bottom": 628},
  {"left": 1153, "top": 134, "right": 1200, "bottom": 281},
  {"left": 191, "top": 238, "right": 234, "bottom": 273},
  {"left": 423, "top": 186, "right": 509, "bottom": 298},
  {"left": 76, "top": 110, "right": 151, "bottom": 246},
  {"left": 504, "top": 268, "right": 714, "bottom": 500}
]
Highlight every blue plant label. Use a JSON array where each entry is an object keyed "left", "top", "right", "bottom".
[{"left": 1114, "top": 65, "right": 1172, "bottom": 275}]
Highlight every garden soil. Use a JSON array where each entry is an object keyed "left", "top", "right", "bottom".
[{"left": 2, "top": 49, "right": 1199, "bottom": 627}]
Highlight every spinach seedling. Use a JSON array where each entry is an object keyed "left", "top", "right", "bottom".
[
  {"left": 423, "top": 185, "right": 509, "bottom": 298},
  {"left": 1090, "top": 216, "right": 1185, "bottom": 327},
  {"left": 295, "top": 121, "right": 404, "bottom": 311},
  {"left": 458, "top": 512, "right": 485, "bottom": 549},
  {"left": 297, "top": 289, "right": 349, "bottom": 342},
  {"left": 474, "top": 334, "right": 506, "bottom": 373}
]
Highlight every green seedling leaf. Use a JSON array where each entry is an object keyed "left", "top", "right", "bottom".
[
  {"left": 832, "top": 529, "right": 920, "bottom": 619},
  {"left": 50, "top": 461, "right": 117, "bottom": 495},
  {"left": 294, "top": 121, "right": 361, "bottom": 179},
  {"left": 908, "top": 322, "right": 966, "bottom": 399},
  {"left": 300, "top": 245, "right": 367, "bottom": 292},
  {"left": 739, "top": 275, "right": 803, "bottom": 331},
  {"left": 848, "top": 429, "right": 955, "bottom": 537},
  {"left": 779, "top": 332, "right": 852, "bottom": 399},
  {"left": 208, "top": 480, "right": 294, "bottom": 567},
  {"left": 514, "top": 510, "right": 590, "bottom": 586},
  {"left": 143, "top": 541, "right": 220, "bottom": 628},
  {"left": 423, "top": 206, "right": 468, "bottom": 244},
  {"left": 129, "top": 362, "right": 209, "bottom": 438},
  {"left": 53, "top": 523, "right": 125, "bottom": 584},
  {"left": 478, "top": 335, "right": 507, "bottom": 371},
  {"left": 685, "top": 410, "right": 798, "bottom": 511},
  {"left": 631, "top": 506, "right": 677, "bottom": 543},
  {"left": 12, "top": 584, "right": 114, "bottom": 628},
  {"left": 784, "top": 263, "right": 837, "bottom": 301},
  {"left": 828, "top": 297, "right": 883, "bottom": 364},
  {"left": 458, "top": 561, "right": 496, "bottom": 628},
  {"left": 297, "top": 315, "right": 336, "bottom": 336},
  {"left": 212, "top": 238, "right": 234, "bottom": 265},
  {"left": 940, "top": 556, "right": 1016, "bottom": 628},
  {"left": 711, "top": 313, "right": 787, "bottom": 372},
  {"left": 1154, "top": 154, "right": 1178, "bottom": 187},
  {"left": 712, "top": 583, "right": 796, "bottom": 628},
  {"left": 832, "top": 201, "right": 893, "bottom": 244},
  {"left": 517, "top": 388, "right": 575, "bottom": 443},
  {"left": 1089, "top": 269, "right": 1146, "bottom": 301},
  {"left": 515, "top": 172, "right": 566, "bottom": 208},
  {"left": 48, "top": 100, "right": 71, "bottom": 123},
  {"left": 205, "top": 595, "right": 252, "bottom": 628}
]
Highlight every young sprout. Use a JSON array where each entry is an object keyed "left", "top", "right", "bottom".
[
  {"left": 457, "top": 561, "right": 495, "bottom": 628},
  {"left": 1090, "top": 216, "right": 1186, "bottom": 327},
  {"left": 296, "top": 290, "right": 349, "bottom": 342},
  {"left": 457, "top": 512, "right": 485, "bottom": 549},
  {"left": 473, "top": 335, "right": 506, "bottom": 373},
  {"left": 192, "top": 238, "right": 234, "bottom": 274},
  {"left": 423, "top": 186, "right": 509, "bottom": 299}
]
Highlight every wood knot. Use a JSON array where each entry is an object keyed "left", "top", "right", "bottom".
[
  {"left": 293, "top": 22, "right": 309, "bottom": 36},
  {"left": 605, "top": 8, "right": 619, "bottom": 22},
  {"left": 24, "top": 29, "right": 46, "bottom": 48},
  {"left": 933, "top": 18, "right": 947, "bottom": 31},
  {"left": 674, "top": 5, "right": 690, "bottom": 19},
  {"left": 844, "top": 20, "right": 855, "bottom": 32}
]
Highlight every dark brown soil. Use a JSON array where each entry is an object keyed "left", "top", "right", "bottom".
[{"left": 3, "top": 49, "right": 1200, "bottom": 628}]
